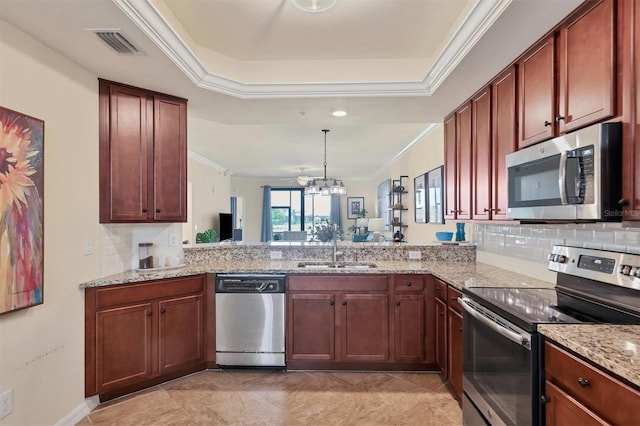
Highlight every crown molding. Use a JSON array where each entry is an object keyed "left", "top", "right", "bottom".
[
  {"left": 188, "top": 151, "right": 230, "bottom": 174},
  {"left": 113, "top": 0, "right": 511, "bottom": 99}
]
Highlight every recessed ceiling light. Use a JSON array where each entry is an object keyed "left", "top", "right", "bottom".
[
  {"left": 331, "top": 110, "right": 347, "bottom": 117},
  {"left": 290, "top": 0, "right": 338, "bottom": 13}
]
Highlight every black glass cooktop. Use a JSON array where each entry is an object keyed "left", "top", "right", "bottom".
[{"left": 460, "top": 286, "right": 599, "bottom": 332}]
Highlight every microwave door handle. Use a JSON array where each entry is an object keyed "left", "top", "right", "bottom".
[
  {"left": 558, "top": 151, "right": 568, "bottom": 204},
  {"left": 458, "top": 297, "right": 531, "bottom": 349}
]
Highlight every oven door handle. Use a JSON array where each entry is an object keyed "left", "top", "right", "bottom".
[{"left": 458, "top": 297, "right": 531, "bottom": 349}]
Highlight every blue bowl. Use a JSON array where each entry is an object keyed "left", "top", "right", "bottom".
[{"left": 435, "top": 231, "right": 454, "bottom": 241}]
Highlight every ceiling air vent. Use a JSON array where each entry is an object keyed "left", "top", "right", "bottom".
[{"left": 92, "top": 30, "right": 142, "bottom": 55}]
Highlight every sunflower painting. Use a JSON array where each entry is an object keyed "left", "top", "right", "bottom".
[{"left": 0, "top": 106, "right": 44, "bottom": 315}]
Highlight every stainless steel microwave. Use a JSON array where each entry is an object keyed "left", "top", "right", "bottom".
[{"left": 506, "top": 122, "right": 621, "bottom": 221}]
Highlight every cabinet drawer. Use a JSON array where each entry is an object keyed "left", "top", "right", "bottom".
[
  {"left": 447, "top": 286, "right": 463, "bottom": 314},
  {"left": 434, "top": 279, "right": 447, "bottom": 301},
  {"left": 288, "top": 274, "right": 388, "bottom": 292},
  {"left": 545, "top": 341, "right": 640, "bottom": 426},
  {"left": 96, "top": 275, "right": 205, "bottom": 309},
  {"left": 393, "top": 275, "right": 424, "bottom": 292}
]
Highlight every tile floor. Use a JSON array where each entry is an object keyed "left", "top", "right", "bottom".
[{"left": 78, "top": 370, "right": 462, "bottom": 425}]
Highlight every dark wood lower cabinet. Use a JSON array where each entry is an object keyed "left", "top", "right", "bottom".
[
  {"left": 85, "top": 275, "right": 208, "bottom": 400},
  {"left": 286, "top": 274, "right": 434, "bottom": 370},
  {"left": 435, "top": 297, "right": 448, "bottom": 376},
  {"left": 448, "top": 308, "right": 463, "bottom": 400},
  {"left": 287, "top": 293, "right": 335, "bottom": 360}
]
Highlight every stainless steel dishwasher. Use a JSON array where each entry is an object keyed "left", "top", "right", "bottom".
[{"left": 215, "top": 274, "right": 286, "bottom": 367}]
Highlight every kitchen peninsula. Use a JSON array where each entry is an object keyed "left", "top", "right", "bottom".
[{"left": 79, "top": 242, "right": 640, "bottom": 407}]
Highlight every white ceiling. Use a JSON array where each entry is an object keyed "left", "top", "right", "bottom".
[{"left": 0, "top": 0, "right": 583, "bottom": 182}]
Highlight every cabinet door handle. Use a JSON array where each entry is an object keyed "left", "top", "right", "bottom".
[
  {"left": 156, "top": 208, "right": 161, "bottom": 213},
  {"left": 440, "top": 311, "right": 445, "bottom": 316},
  {"left": 160, "top": 308, "right": 166, "bottom": 314},
  {"left": 483, "top": 208, "right": 490, "bottom": 212},
  {"left": 555, "top": 115, "right": 565, "bottom": 122},
  {"left": 544, "top": 120, "right": 552, "bottom": 127},
  {"left": 342, "top": 300, "right": 347, "bottom": 306},
  {"left": 451, "top": 296, "right": 458, "bottom": 301},
  {"left": 449, "top": 210, "right": 456, "bottom": 214},
  {"left": 142, "top": 208, "right": 148, "bottom": 213},
  {"left": 396, "top": 301, "right": 401, "bottom": 306},
  {"left": 540, "top": 395, "right": 549, "bottom": 404},
  {"left": 406, "top": 282, "right": 412, "bottom": 287},
  {"left": 459, "top": 327, "right": 463, "bottom": 332},
  {"left": 618, "top": 198, "right": 629, "bottom": 207},
  {"left": 577, "top": 377, "right": 590, "bottom": 388},
  {"left": 329, "top": 300, "right": 334, "bottom": 306},
  {"left": 146, "top": 310, "right": 152, "bottom": 316}
]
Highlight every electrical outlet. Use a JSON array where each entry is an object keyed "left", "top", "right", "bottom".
[
  {"left": 270, "top": 251, "right": 283, "bottom": 260},
  {"left": 408, "top": 250, "right": 421, "bottom": 260},
  {"left": 168, "top": 233, "right": 179, "bottom": 247},
  {"left": 83, "top": 239, "right": 93, "bottom": 256},
  {"left": 0, "top": 389, "right": 13, "bottom": 420}
]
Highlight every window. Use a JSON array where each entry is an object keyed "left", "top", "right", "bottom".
[
  {"left": 270, "top": 188, "right": 333, "bottom": 241},
  {"left": 271, "top": 189, "right": 304, "bottom": 239}
]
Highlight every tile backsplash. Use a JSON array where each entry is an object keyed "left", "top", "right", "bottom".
[
  {"left": 99, "top": 223, "right": 184, "bottom": 277},
  {"left": 474, "top": 222, "right": 640, "bottom": 268}
]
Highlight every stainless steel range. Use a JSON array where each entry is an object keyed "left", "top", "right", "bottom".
[{"left": 459, "top": 245, "right": 640, "bottom": 426}]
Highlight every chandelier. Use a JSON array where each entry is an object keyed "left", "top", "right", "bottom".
[{"left": 304, "top": 129, "right": 347, "bottom": 196}]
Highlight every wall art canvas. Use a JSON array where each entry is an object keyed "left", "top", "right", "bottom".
[{"left": 0, "top": 106, "right": 44, "bottom": 315}]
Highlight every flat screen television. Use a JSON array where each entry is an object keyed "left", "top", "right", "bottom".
[{"left": 219, "top": 212, "right": 233, "bottom": 241}]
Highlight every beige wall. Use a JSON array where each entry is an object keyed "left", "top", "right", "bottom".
[
  {"left": 369, "top": 124, "right": 458, "bottom": 243},
  {"left": 0, "top": 20, "right": 100, "bottom": 425},
  {"left": 187, "top": 155, "right": 231, "bottom": 242}
]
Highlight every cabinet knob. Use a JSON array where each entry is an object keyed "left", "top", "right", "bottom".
[
  {"left": 440, "top": 311, "right": 444, "bottom": 316},
  {"left": 342, "top": 300, "right": 347, "bottom": 306},
  {"left": 540, "top": 395, "right": 549, "bottom": 404},
  {"left": 142, "top": 208, "right": 148, "bottom": 213},
  {"left": 451, "top": 296, "right": 458, "bottom": 301},
  {"left": 577, "top": 377, "right": 590, "bottom": 388},
  {"left": 396, "top": 301, "right": 401, "bottom": 306},
  {"left": 459, "top": 327, "right": 463, "bottom": 332},
  {"left": 555, "top": 115, "right": 565, "bottom": 122},
  {"left": 406, "top": 282, "right": 412, "bottom": 287},
  {"left": 618, "top": 198, "right": 629, "bottom": 207},
  {"left": 160, "top": 308, "right": 166, "bottom": 314},
  {"left": 544, "top": 120, "right": 552, "bottom": 127},
  {"left": 329, "top": 300, "right": 334, "bottom": 306},
  {"left": 483, "top": 208, "right": 490, "bottom": 212},
  {"left": 156, "top": 208, "right": 161, "bottom": 213},
  {"left": 146, "top": 310, "right": 152, "bottom": 316},
  {"left": 450, "top": 210, "right": 456, "bottom": 214}
]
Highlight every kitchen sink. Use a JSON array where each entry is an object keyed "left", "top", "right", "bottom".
[{"left": 297, "top": 261, "right": 377, "bottom": 269}]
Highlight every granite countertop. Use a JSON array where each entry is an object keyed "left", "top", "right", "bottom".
[
  {"left": 78, "top": 259, "right": 555, "bottom": 290},
  {"left": 539, "top": 324, "right": 640, "bottom": 388},
  {"left": 79, "top": 259, "right": 639, "bottom": 387}
]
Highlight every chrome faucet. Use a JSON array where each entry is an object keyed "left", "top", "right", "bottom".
[{"left": 332, "top": 223, "right": 343, "bottom": 263}]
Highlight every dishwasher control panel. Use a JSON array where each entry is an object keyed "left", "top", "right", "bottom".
[{"left": 215, "top": 274, "right": 286, "bottom": 293}]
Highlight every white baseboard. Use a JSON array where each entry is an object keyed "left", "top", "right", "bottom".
[{"left": 56, "top": 396, "right": 99, "bottom": 426}]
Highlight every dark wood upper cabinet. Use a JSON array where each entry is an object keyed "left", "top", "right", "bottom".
[
  {"left": 99, "top": 79, "right": 187, "bottom": 223},
  {"left": 456, "top": 102, "right": 473, "bottom": 220},
  {"left": 557, "top": 0, "right": 615, "bottom": 134},
  {"left": 444, "top": 114, "right": 457, "bottom": 221},
  {"left": 491, "top": 66, "right": 518, "bottom": 221},
  {"left": 471, "top": 86, "right": 492, "bottom": 220},
  {"left": 518, "top": 0, "right": 615, "bottom": 149},
  {"left": 518, "top": 35, "right": 556, "bottom": 148}
]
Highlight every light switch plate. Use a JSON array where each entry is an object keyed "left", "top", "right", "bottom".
[
  {"left": 83, "top": 239, "right": 93, "bottom": 256},
  {"left": 168, "top": 233, "right": 179, "bottom": 247},
  {"left": 0, "top": 389, "right": 13, "bottom": 420},
  {"left": 408, "top": 250, "right": 421, "bottom": 260}
]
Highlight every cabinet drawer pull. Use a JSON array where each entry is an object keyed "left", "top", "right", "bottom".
[
  {"left": 156, "top": 208, "right": 161, "bottom": 213},
  {"left": 440, "top": 311, "right": 445, "bottom": 316},
  {"left": 160, "top": 308, "right": 166, "bottom": 313},
  {"left": 342, "top": 300, "right": 347, "bottom": 306},
  {"left": 544, "top": 120, "right": 552, "bottom": 127},
  {"left": 540, "top": 395, "right": 549, "bottom": 404},
  {"left": 555, "top": 115, "right": 565, "bottom": 122},
  {"left": 451, "top": 296, "right": 458, "bottom": 301},
  {"left": 329, "top": 300, "right": 334, "bottom": 306},
  {"left": 577, "top": 377, "right": 590, "bottom": 388},
  {"left": 618, "top": 198, "right": 629, "bottom": 207},
  {"left": 406, "top": 282, "right": 412, "bottom": 287},
  {"left": 146, "top": 310, "right": 152, "bottom": 316},
  {"left": 483, "top": 208, "right": 490, "bottom": 212},
  {"left": 142, "top": 208, "right": 148, "bottom": 213},
  {"left": 396, "top": 301, "right": 401, "bottom": 306}
]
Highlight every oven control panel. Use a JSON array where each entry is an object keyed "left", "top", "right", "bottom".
[{"left": 549, "top": 245, "right": 640, "bottom": 291}]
